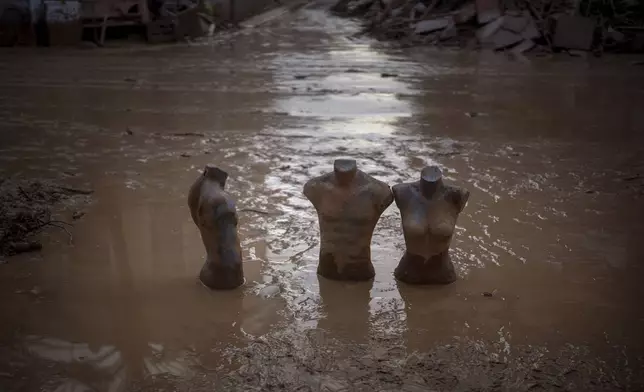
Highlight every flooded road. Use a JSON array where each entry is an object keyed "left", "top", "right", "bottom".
[{"left": 1, "top": 3, "right": 644, "bottom": 391}]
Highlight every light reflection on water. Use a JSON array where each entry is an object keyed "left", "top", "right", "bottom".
[
  {"left": 26, "top": 336, "right": 195, "bottom": 392},
  {"left": 0, "top": 6, "right": 642, "bottom": 392}
]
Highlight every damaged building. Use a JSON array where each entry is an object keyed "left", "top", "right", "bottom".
[{"left": 0, "top": 0, "right": 247, "bottom": 46}]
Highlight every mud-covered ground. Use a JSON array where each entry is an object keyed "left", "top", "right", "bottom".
[{"left": 1, "top": 1, "right": 644, "bottom": 391}]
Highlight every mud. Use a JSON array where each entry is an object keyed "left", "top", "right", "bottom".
[
  {"left": 1, "top": 1, "right": 644, "bottom": 391},
  {"left": 0, "top": 179, "right": 91, "bottom": 257}
]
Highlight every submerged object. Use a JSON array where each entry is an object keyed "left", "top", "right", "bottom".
[
  {"left": 303, "top": 159, "right": 393, "bottom": 281},
  {"left": 393, "top": 165, "right": 470, "bottom": 285},
  {"left": 188, "top": 165, "right": 244, "bottom": 290}
]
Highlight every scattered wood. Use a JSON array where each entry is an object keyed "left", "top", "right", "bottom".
[
  {"left": 9, "top": 241, "right": 43, "bottom": 254},
  {"left": 48, "top": 221, "right": 74, "bottom": 245},
  {"left": 1, "top": 180, "right": 89, "bottom": 256}
]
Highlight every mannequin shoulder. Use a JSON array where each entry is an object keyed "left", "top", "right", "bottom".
[
  {"left": 391, "top": 181, "right": 415, "bottom": 201},
  {"left": 444, "top": 185, "right": 470, "bottom": 211},
  {"left": 359, "top": 172, "right": 391, "bottom": 195},
  {"left": 303, "top": 173, "right": 334, "bottom": 197}
]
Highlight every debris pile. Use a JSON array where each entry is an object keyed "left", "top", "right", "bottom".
[
  {"left": 147, "top": 0, "right": 217, "bottom": 43},
  {"left": 331, "top": 0, "right": 644, "bottom": 54},
  {"left": 0, "top": 179, "right": 91, "bottom": 257},
  {"left": 127, "top": 329, "right": 643, "bottom": 391}
]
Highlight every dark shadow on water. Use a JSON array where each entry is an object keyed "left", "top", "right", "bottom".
[
  {"left": 317, "top": 275, "right": 373, "bottom": 344},
  {"left": 396, "top": 279, "right": 463, "bottom": 351}
]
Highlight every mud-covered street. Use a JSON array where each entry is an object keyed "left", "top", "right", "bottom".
[{"left": 1, "top": 2, "right": 644, "bottom": 391}]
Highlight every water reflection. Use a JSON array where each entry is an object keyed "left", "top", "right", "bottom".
[
  {"left": 261, "top": 8, "right": 418, "bottom": 329},
  {"left": 317, "top": 277, "right": 372, "bottom": 343},
  {"left": 10, "top": 198, "right": 286, "bottom": 391},
  {"left": 26, "top": 335, "right": 195, "bottom": 392}
]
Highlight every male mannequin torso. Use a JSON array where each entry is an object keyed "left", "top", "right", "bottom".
[{"left": 304, "top": 159, "right": 393, "bottom": 281}]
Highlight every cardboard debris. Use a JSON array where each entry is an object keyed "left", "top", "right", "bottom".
[{"left": 553, "top": 15, "right": 596, "bottom": 51}]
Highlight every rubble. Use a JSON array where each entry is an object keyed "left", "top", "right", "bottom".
[
  {"left": 331, "top": 0, "right": 644, "bottom": 55},
  {"left": 0, "top": 179, "right": 91, "bottom": 257}
]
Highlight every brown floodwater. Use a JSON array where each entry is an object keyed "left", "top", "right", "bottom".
[{"left": 1, "top": 3, "right": 644, "bottom": 391}]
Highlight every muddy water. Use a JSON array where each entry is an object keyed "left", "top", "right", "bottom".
[{"left": 1, "top": 4, "right": 644, "bottom": 391}]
